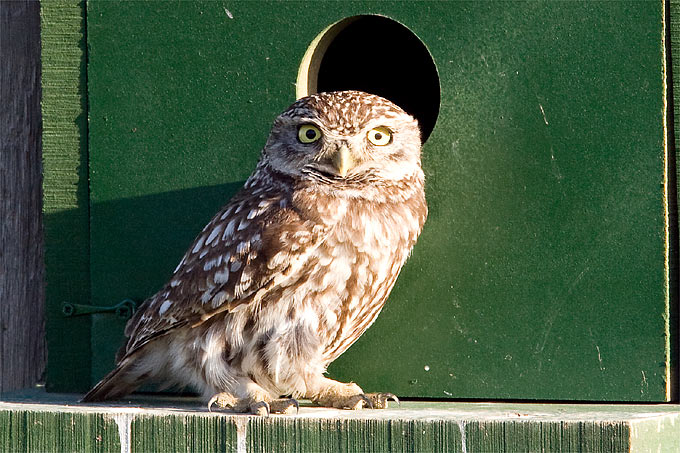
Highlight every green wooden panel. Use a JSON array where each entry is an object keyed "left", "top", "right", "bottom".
[
  {"left": 0, "top": 409, "right": 120, "bottom": 452},
  {"left": 464, "top": 420, "right": 628, "bottom": 453},
  {"left": 85, "top": 1, "right": 672, "bottom": 401},
  {"left": 40, "top": 0, "right": 92, "bottom": 393},
  {"left": 247, "top": 417, "right": 464, "bottom": 453},
  {"left": 131, "top": 413, "right": 238, "bottom": 452}
]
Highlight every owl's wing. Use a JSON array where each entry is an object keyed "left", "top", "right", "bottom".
[{"left": 121, "top": 184, "right": 327, "bottom": 357}]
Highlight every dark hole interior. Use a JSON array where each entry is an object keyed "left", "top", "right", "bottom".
[{"left": 315, "top": 16, "right": 440, "bottom": 142}]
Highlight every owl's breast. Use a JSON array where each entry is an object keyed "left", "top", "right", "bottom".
[
  {"left": 244, "top": 185, "right": 426, "bottom": 382},
  {"left": 313, "top": 196, "right": 425, "bottom": 362}
]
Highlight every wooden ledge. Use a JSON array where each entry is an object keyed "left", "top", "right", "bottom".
[{"left": 1, "top": 389, "right": 678, "bottom": 452}]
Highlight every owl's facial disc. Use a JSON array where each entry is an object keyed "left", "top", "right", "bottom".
[{"left": 266, "top": 91, "right": 422, "bottom": 184}]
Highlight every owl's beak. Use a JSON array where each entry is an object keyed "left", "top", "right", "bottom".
[{"left": 332, "top": 145, "right": 354, "bottom": 178}]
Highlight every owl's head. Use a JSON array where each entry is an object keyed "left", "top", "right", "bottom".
[{"left": 263, "top": 91, "right": 422, "bottom": 187}]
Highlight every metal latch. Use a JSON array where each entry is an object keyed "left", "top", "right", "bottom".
[{"left": 62, "top": 299, "right": 137, "bottom": 319}]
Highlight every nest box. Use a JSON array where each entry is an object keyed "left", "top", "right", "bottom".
[{"left": 45, "top": 1, "right": 674, "bottom": 402}]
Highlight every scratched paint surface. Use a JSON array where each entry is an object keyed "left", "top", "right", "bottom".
[
  {"left": 3, "top": 394, "right": 680, "bottom": 452},
  {"left": 86, "top": 1, "right": 669, "bottom": 400}
]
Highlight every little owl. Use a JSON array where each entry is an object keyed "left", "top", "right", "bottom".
[{"left": 83, "top": 90, "right": 427, "bottom": 415}]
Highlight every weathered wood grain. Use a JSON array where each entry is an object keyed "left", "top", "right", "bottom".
[
  {"left": 131, "top": 413, "right": 238, "bottom": 452},
  {"left": 1, "top": 395, "right": 679, "bottom": 453},
  {"left": 0, "top": 0, "right": 46, "bottom": 394},
  {"left": 668, "top": 0, "right": 680, "bottom": 404},
  {"left": 40, "top": 0, "right": 92, "bottom": 392},
  {"left": 0, "top": 409, "right": 121, "bottom": 452}
]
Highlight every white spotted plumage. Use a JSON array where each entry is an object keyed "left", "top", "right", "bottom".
[{"left": 83, "top": 91, "right": 427, "bottom": 413}]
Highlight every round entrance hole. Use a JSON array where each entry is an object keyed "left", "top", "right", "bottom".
[{"left": 297, "top": 15, "right": 440, "bottom": 142}]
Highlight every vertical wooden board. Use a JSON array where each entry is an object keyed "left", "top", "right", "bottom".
[
  {"left": 392, "top": 419, "right": 464, "bottom": 452},
  {"left": 0, "top": 410, "right": 120, "bottom": 453},
  {"left": 40, "top": 0, "right": 92, "bottom": 392},
  {"left": 464, "top": 420, "right": 629, "bottom": 453},
  {"left": 246, "top": 417, "right": 463, "bottom": 453},
  {"left": 0, "top": 0, "right": 45, "bottom": 393},
  {"left": 575, "top": 422, "right": 629, "bottom": 453},
  {"left": 85, "top": 0, "right": 670, "bottom": 401},
  {"left": 0, "top": 411, "right": 25, "bottom": 452},
  {"left": 130, "top": 413, "right": 237, "bottom": 452}
]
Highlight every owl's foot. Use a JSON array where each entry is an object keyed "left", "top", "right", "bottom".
[
  {"left": 245, "top": 399, "right": 300, "bottom": 416},
  {"left": 207, "top": 392, "right": 299, "bottom": 415},
  {"left": 207, "top": 392, "right": 243, "bottom": 412},
  {"left": 318, "top": 392, "right": 399, "bottom": 410},
  {"left": 308, "top": 378, "right": 399, "bottom": 410}
]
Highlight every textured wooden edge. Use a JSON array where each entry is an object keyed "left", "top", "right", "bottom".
[
  {"left": 40, "top": 0, "right": 92, "bottom": 392},
  {"left": 1, "top": 394, "right": 679, "bottom": 453},
  {"left": 668, "top": 0, "right": 680, "bottom": 402}
]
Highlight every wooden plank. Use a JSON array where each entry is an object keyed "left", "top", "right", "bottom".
[
  {"left": 40, "top": 0, "right": 92, "bottom": 392},
  {"left": 0, "top": 409, "right": 120, "bottom": 453},
  {"left": 247, "top": 417, "right": 464, "bottom": 452},
  {"left": 465, "top": 420, "right": 629, "bottom": 452},
  {"left": 0, "top": 0, "right": 45, "bottom": 393},
  {"left": 131, "top": 413, "right": 238, "bottom": 452},
  {"left": 0, "top": 394, "right": 678, "bottom": 453}
]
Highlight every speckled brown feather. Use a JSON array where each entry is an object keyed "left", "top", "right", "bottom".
[{"left": 121, "top": 173, "right": 329, "bottom": 357}]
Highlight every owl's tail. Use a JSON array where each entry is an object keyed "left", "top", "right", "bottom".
[{"left": 80, "top": 356, "right": 145, "bottom": 402}]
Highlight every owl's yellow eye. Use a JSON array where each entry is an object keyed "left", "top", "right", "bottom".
[
  {"left": 367, "top": 127, "right": 392, "bottom": 146},
  {"left": 298, "top": 124, "right": 322, "bottom": 144}
]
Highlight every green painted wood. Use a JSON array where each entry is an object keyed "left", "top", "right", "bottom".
[
  {"left": 83, "top": 1, "right": 672, "bottom": 401},
  {"left": 465, "top": 420, "right": 628, "bottom": 453},
  {"left": 0, "top": 409, "right": 120, "bottom": 453},
  {"left": 247, "top": 417, "right": 464, "bottom": 453},
  {"left": 40, "top": 0, "right": 92, "bottom": 393},
  {"left": 1, "top": 393, "right": 679, "bottom": 453},
  {"left": 131, "top": 413, "right": 238, "bottom": 452}
]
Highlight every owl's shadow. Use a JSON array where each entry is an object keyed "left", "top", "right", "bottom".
[
  {"left": 45, "top": 180, "right": 248, "bottom": 388},
  {"left": 89, "top": 181, "right": 248, "bottom": 298}
]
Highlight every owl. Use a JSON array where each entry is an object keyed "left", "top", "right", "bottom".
[{"left": 82, "top": 90, "right": 427, "bottom": 415}]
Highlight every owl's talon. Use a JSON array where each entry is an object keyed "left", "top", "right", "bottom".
[
  {"left": 364, "top": 392, "right": 399, "bottom": 409},
  {"left": 309, "top": 379, "right": 401, "bottom": 410},
  {"left": 269, "top": 397, "right": 299, "bottom": 414},
  {"left": 384, "top": 392, "right": 400, "bottom": 406},
  {"left": 359, "top": 394, "right": 374, "bottom": 409},
  {"left": 207, "top": 392, "right": 237, "bottom": 412},
  {"left": 251, "top": 401, "right": 270, "bottom": 416}
]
